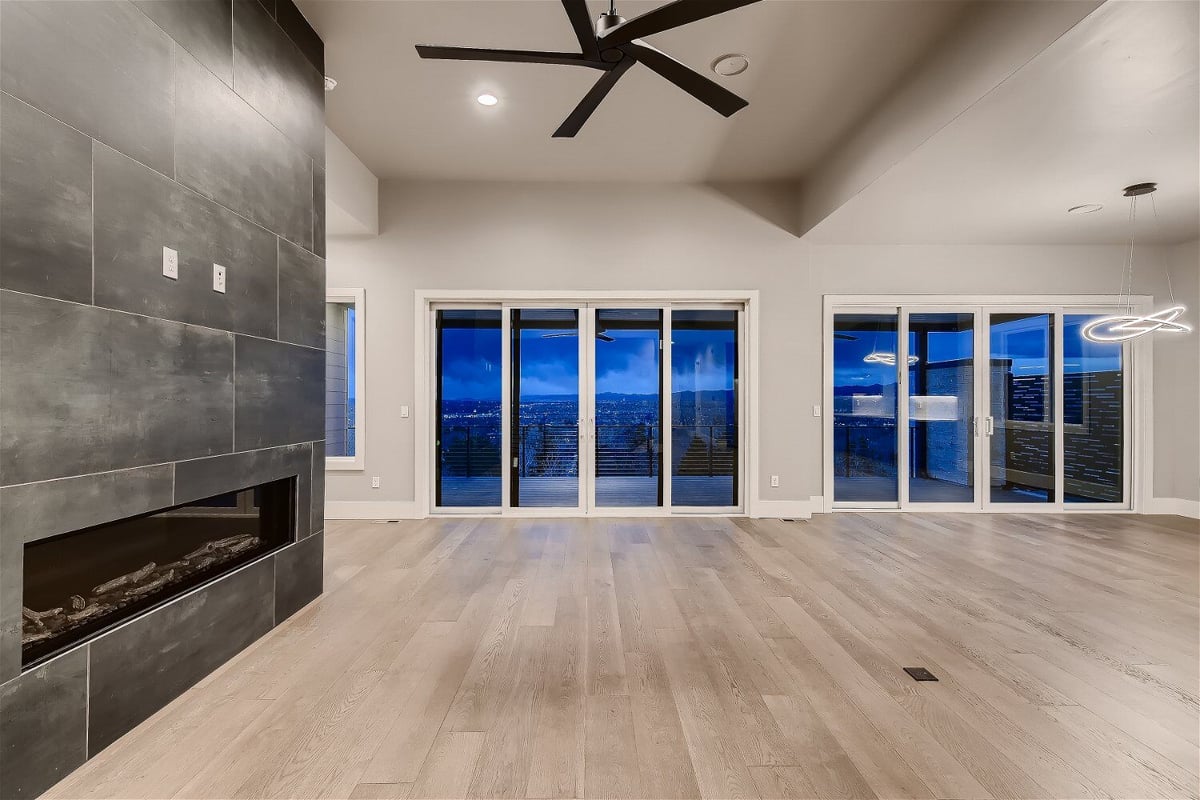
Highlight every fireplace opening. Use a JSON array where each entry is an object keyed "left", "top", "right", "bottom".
[{"left": 21, "top": 477, "right": 295, "bottom": 668}]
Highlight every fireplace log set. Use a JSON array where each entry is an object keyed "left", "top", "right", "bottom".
[{"left": 21, "top": 533, "right": 262, "bottom": 647}]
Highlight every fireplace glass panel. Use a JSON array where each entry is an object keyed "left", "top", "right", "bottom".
[{"left": 22, "top": 477, "right": 294, "bottom": 667}]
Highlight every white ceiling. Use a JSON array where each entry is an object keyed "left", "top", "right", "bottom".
[
  {"left": 808, "top": 0, "right": 1200, "bottom": 245},
  {"left": 302, "top": 0, "right": 970, "bottom": 182}
]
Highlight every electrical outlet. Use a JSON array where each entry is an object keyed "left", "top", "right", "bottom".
[
  {"left": 770, "top": 475, "right": 780, "bottom": 488},
  {"left": 212, "top": 263, "right": 226, "bottom": 293},
  {"left": 162, "top": 246, "right": 178, "bottom": 280},
  {"left": 813, "top": 404, "right": 821, "bottom": 417},
  {"left": 400, "top": 405, "right": 410, "bottom": 419},
  {"left": 371, "top": 476, "right": 381, "bottom": 489}
]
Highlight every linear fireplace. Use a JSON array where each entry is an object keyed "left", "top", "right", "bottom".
[{"left": 21, "top": 477, "right": 295, "bottom": 668}]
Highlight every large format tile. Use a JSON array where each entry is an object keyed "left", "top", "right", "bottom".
[
  {"left": 273, "top": 531, "right": 323, "bottom": 623},
  {"left": 175, "top": 49, "right": 313, "bottom": 248},
  {"left": 0, "top": 531, "right": 21, "bottom": 681},
  {"left": 0, "top": 93, "right": 93, "bottom": 303},
  {"left": 278, "top": 238, "right": 326, "bottom": 348},
  {"left": 313, "top": 163, "right": 327, "bottom": 258},
  {"left": 93, "top": 144, "right": 278, "bottom": 338},
  {"left": 311, "top": 439, "right": 325, "bottom": 535},
  {"left": 0, "top": 465, "right": 174, "bottom": 546},
  {"left": 277, "top": 0, "right": 324, "bottom": 74},
  {"left": 135, "top": 0, "right": 234, "bottom": 85},
  {"left": 0, "top": 0, "right": 174, "bottom": 176},
  {"left": 234, "top": 336, "right": 324, "bottom": 451},
  {"left": 175, "top": 443, "right": 313, "bottom": 539},
  {"left": 233, "top": 0, "right": 325, "bottom": 165},
  {"left": 0, "top": 647, "right": 89, "bottom": 799},
  {"left": 87, "top": 558, "right": 274, "bottom": 753},
  {"left": 0, "top": 292, "right": 234, "bottom": 486}
]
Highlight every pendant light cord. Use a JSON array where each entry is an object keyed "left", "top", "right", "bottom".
[
  {"left": 1149, "top": 192, "right": 1178, "bottom": 306},
  {"left": 1119, "top": 195, "right": 1137, "bottom": 313}
]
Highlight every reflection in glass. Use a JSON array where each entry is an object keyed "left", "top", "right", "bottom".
[
  {"left": 908, "top": 314, "right": 975, "bottom": 503},
  {"left": 436, "top": 310, "right": 502, "bottom": 506},
  {"left": 671, "top": 310, "right": 738, "bottom": 507},
  {"left": 595, "top": 310, "right": 663, "bottom": 507},
  {"left": 1064, "top": 315, "right": 1123, "bottom": 503},
  {"left": 833, "top": 314, "right": 899, "bottom": 502},
  {"left": 512, "top": 310, "right": 580, "bottom": 507},
  {"left": 989, "top": 313, "right": 1055, "bottom": 503}
]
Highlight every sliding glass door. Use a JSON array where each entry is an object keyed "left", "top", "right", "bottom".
[
  {"left": 432, "top": 302, "right": 743, "bottom": 514},
  {"left": 827, "top": 301, "right": 1130, "bottom": 512},
  {"left": 510, "top": 309, "right": 583, "bottom": 509}
]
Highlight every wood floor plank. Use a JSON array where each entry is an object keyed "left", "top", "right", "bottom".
[{"left": 41, "top": 513, "right": 1199, "bottom": 800}]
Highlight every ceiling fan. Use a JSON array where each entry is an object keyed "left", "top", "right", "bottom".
[{"left": 415, "top": 0, "right": 762, "bottom": 137}]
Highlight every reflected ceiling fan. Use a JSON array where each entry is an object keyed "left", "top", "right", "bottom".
[
  {"left": 543, "top": 326, "right": 616, "bottom": 342},
  {"left": 415, "top": 0, "right": 762, "bottom": 137}
]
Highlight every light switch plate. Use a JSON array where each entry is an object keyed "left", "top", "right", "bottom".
[
  {"left": 813, "top": 405, "right": 821, "bottom": 417},
  {"left": 212, "top": 263, "right": 226, "bottom": 293},
  {"left": 371, "top": 476, "right": 381, "bottom": 489},
  {"left": 400, "top": 405, "right": 410, "bottom": 419},
  {"left": 162, "top": 246, "right": 178, "bottom": 280},
  {"left": 770, "top": 475, "right": 780, "bottom": 488}
]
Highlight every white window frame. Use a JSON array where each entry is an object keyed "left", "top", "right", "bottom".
[{"left": 326, "top": 288, "right": 366, "bottom": 471}]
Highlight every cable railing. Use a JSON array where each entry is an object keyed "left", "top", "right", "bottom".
[{"left": 438, "top": 422, "right": 737, "bottom": 478}]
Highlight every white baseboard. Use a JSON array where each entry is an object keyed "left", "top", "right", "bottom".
[
  {"left": 325, "top": 500, "right": 421, "bottom": 520},
  {"left": 750, "top": 496, "right": 824, "bottom": 520},
  {"left": 1144, "top": 497, "right": 1200, "bottom": 520}
]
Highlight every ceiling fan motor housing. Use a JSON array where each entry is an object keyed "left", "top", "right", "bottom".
[{"left": 597, "top": 12, "right": 626, "bottom": 61}]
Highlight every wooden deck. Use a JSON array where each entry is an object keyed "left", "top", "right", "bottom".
[
  {"left": 440, "top": 476, "right": 735, "bottom": 508},
  {"left": 45, "top": 512, "right": 1200, "bottom": 799}
]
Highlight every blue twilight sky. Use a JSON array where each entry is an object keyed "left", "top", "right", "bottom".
[{"left": 440, "top": 327, "right": 735, "bottom": 401}]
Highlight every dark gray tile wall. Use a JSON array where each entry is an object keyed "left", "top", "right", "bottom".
[
  {"left": 176, "top": 49, "right": 315, "bottom": 249},
  {"left": 0, "top": 1, "right": 324, "bottom": 793},
  {"left": 274, "top": 531, "right": 324, "bottom": 622},
  {"left": 0, "top": 1, "right": 175, "bottom": 176},
  {"left": 279, "top": 238, "right": 327, "bottom": 348},
  {"left": 233, "top": 0, "right": 326, "bottom": 165},
  {"left": 0, "top": 647, "right": 88, "bottom": 799},
  {"left": 93, "top": 144, "right": 280, "bottom": 338},
  {"left": 234, "top": 335, "right": 325, "bottom": 451},
  {"left": 0, "top": 291, "right": 235, "bottom": 486},
  {"left": 136, "top": 0, "right": 234, "bottom": 85},
  {"left": 0, "top": 93, "right": 93, "bottom": 303},
  {"left": 88, "top": 557, "right": 275, "bottom": 753}
]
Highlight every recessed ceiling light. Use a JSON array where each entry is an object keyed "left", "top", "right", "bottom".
[
  {"left": 1067, "top": 203, "right": 1103, "bottom": 214},
  {"left": 477, "top": 93, "right": 499, "bottom": 107},
  {"left": 711, "top": 53, "right": 749, "bottom": 77},
  {"left": 323, "top": 76, "right": 337, "bottom": 91}
]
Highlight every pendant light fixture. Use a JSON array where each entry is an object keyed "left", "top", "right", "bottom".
[{"left": 1082, "top": 182, "right": 1192, "bottom": 343}]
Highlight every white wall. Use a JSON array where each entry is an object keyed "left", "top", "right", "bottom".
[
  {"left": 1151, "top": 239, "right": 1199, "bottom": 503},
  {"left": 326, "top": 181, "right": 1197, "bottom": 511}
]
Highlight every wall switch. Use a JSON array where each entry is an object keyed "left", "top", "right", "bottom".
[
  {"left": 371, "top": 476, "right": 381, "bottom": 489},
  {"left": 813, "top": 404, "right": 821, "bottom": 417},
  {"left": 399, "top": 405, "right": 410, "bottom": 419},
  {"left": 212, "top": 263, "right": 226, "bottom": 293},
  {"left": 770, "top": 475, "right": 780, "bottom": 488},
  {"left": 162, "top": 246, "right": 178, "bottom": 280}
]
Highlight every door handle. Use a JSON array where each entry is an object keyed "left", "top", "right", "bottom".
[
  {"left": 972, "top": 417, "right": 978, "bottom": 437},
  {"left": 985, "top": 416, "right": 994, "bottom": 436}
]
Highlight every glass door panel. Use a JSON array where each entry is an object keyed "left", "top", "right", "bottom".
[
  {"left": 671, "top": 310, "right": 738, "bottom": 507},
  {"left": 988, "top": 312, "right": 1055, "bottom": 504},
  {"left": 435, "top": 310, "right": 503, "bottom": 507},
  {"left": 1063, "top": 314, "right": 1124, "bottom": 504},
  {"left": 594, "top": 309, "right": 663, "bottom": 508},
  {"left": 833, "top": 313, "right": 899, "bottom": 503},
  {"left": 510, "top": 309, "right": 581, "bottom": 508},
  {"left": 907, "top": 313, "right": 975, "bottom": 503}
]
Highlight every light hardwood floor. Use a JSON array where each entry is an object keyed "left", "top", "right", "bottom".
[{"left": 46, "top": 513, "right": 1200, "bottom": 800}]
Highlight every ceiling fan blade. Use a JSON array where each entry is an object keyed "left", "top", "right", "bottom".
[
  {"left": 599, "top": 0, "right": 761, "bottom": 48},
  {"left": 561, "top": 0, "right": 601, "bottom": 61},
  {"left": 597, "top": 333, "right": 616, "bottom": 342},
  {"left": 541, "top": 332, "right": 580, "bottom": 338},
  {"left": 415, "top": 45, "right": 606, "bottom": 68},
  {"left": 620, "top": 41, "right": 747, "bottom": 116},
  {"left": 553, "top": 55, "right": 635, "bottom": 137}
]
